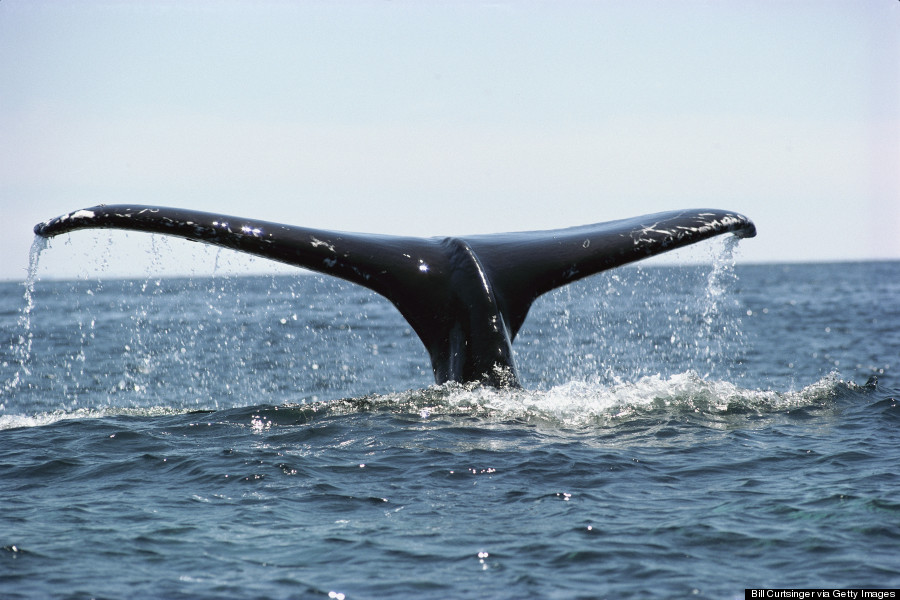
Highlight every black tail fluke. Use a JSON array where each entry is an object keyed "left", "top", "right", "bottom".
[{"left": 35, "top": 205, "right": 755, "bottom": 387}]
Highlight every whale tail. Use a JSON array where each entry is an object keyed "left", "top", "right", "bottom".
[{"left": 35, "top": 205, "right": 755, "bottom": 387}]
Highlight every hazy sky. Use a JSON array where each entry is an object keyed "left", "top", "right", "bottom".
[{"left": 2, "top": 0, "right": 898, "bottom": 281}]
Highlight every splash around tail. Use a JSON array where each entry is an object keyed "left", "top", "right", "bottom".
[{"left": 1, "top": 372, "right": 872, "bottom": 434}]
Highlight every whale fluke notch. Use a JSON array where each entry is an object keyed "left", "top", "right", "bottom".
[{"left": 35, "top": 205, "right": 755, "bottom": 387}]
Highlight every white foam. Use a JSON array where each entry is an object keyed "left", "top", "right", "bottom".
[
  {"left": 360, "top": 371, "right": 850, "bottom": 429},
  {"left": 0, "top": 406, "right": 189, "bottom": 431},
  {"left": 2, "top": 374, "right": 849, "bottom": 432}
]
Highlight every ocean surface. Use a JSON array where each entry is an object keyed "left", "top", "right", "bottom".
[{"left": 1, "top": 239, "right": 898, "bottom": 599}]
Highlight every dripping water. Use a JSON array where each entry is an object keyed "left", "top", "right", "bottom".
[
  {"left": 0, "top": 236, "right": 48, "bottom": 405},
  {"left": 695, "top": 235, "right": 744, "bottom": 378},
  {"left": 515, "top": 235, "right": 747, "bottom": 387}
]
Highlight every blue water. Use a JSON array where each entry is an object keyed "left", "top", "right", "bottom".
[{"left": 1, "top": 242, "right": 899, "bottom": 599}]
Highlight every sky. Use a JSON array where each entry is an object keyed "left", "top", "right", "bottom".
[{"left": 1, "top": 0, "right": 898, "bottom": 281}]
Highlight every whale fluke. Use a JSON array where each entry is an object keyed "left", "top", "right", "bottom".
[{"left": 35, "top": 205, "right": 755, "bottom": 387}]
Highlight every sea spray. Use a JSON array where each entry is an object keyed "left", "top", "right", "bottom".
[
  {"left": 630, "top": 234, "right": 747, "bottom": 383},
  {"left": 694, "top": 234, "right": 744, "bottom": 378},
  {"left": 514, "top": 235, "right": 750, "bottom": 388},
  {"left": 0, "top": 236, "right": 48, "bottom": 406},
  {"left": 21, "top": 236, "right": 48, "bottom": 351}
]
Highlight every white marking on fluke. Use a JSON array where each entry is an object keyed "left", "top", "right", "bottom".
[{"left": 310, "top": 237, "right": 335, "bottom": 252}]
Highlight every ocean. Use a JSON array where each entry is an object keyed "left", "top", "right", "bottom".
[{"left": 1, "top": 239, "right": 898, "bottom": 599}]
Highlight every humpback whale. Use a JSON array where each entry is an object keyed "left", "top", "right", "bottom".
[{"left": 35, "top": 205, "right": 755, "bottom": 387}]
